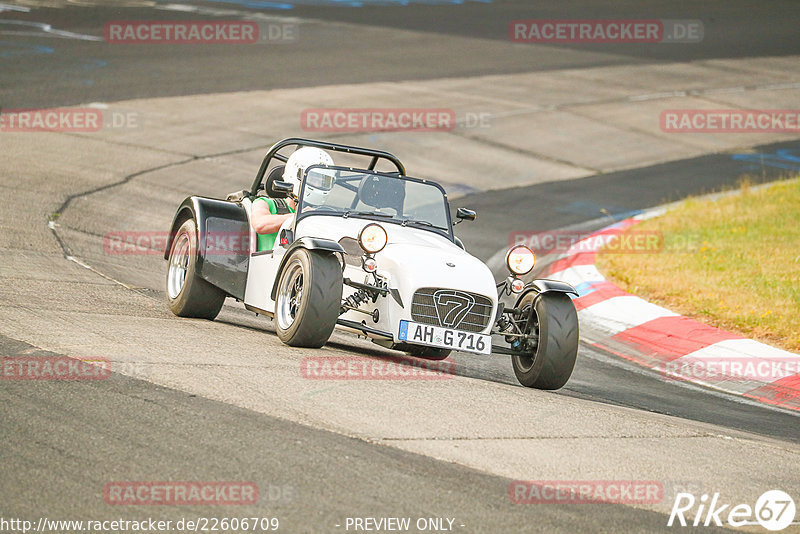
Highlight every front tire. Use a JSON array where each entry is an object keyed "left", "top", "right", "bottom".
[
  {"left": 511, "top": 292, "right": 578, "bottom": 390},
  {"left": 275, "top": 249, "right": 343, "bottom": 348},
  {"left": 166, "top": 218, "right": 226, "bottom": 320}
]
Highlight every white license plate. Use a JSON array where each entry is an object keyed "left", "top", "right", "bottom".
[{"left": 398, "top": 320, "right": 491, "bottom": 355}]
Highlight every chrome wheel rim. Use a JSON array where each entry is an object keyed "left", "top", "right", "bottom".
[
  {"left": 167, "top": 232, "right": 190, "bottom": 300},
  {"left": 276, "top": 258, "right": 304, "bottom": 330}
]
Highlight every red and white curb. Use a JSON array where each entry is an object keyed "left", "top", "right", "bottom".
[{"left": 541, "top": 215, "right": 800, "bottom": 413}]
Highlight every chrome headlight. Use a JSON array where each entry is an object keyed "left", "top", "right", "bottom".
[
  {"left": 506, "top": 245, "right": 535, "bottom": 275},
  {"left": 358, "top": 223, "right": 387, "bottom": 254}
]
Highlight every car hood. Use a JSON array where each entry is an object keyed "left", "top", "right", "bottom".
[
  {"left": 295, "top": 215, "right": 498, "bottom": 302},
  {"left": 376, "top": 240, "right": 498, "bottom": 305}
]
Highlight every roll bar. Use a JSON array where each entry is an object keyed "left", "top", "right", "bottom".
[{"left": 250, "top": 138, "right": 406, "bottom": 196}]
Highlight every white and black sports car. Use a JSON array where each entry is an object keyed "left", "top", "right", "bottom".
[{"left": 164, "top": 138, "right": 579, "bottom": 389}]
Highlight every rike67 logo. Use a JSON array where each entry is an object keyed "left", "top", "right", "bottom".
[{"left": 668, "top": 490, "right": 796, "bottom": 531}]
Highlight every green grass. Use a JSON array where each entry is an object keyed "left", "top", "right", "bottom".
[{"left": 596, "top": 177, "right": 800, "bottom": 351}]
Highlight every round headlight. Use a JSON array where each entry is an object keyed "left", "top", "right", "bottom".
[
  {"left": 358, "top": 223, "right": 387, "bottom": 254},
  {"left": 506, "top": 245, "right": 535, "bottom": 275}
]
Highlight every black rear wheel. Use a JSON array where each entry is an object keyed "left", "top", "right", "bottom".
[{"left": 166, "top": 218, "right": 226, "bottom": 320}]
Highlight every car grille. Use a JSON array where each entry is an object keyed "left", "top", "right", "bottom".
[{"left": 411, "top": 288, "right": 493, "bottom": 333}]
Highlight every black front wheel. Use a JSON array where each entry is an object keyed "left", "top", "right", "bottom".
[
  {"left": 511, "top": 292, "right": 579, "bottom": 390},
  {"left": 274, "top": 249, "right": 343, "bottom": 348}
]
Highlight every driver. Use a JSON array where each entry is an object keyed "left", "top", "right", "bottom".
[{"left": 251, "top": 146, "right": 334, "bottom": 251}]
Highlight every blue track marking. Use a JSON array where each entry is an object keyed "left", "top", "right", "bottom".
[
  {"left": 0, "top": 41, "right": 53, "bottom": 58},
  {"left": 190, "top": 0, "right": 294, "bottom": 8},
  {"left": 77, "top": 58, "right": 108, "bottom": 71},
  {"left": 574, "top": 281, "right": 602, "bottom": 297},
  {"left": 732, "top": 147, "right": 800, "bottom": 172}
]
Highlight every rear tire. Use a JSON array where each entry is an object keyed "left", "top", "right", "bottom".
[
  {"left": 511, "top": 292, "right": 578, "bottom": 390},
  {"left": 275, "top": 249, "right": 343, "bottom": 348},
  {"left": 166, "top": 218, "right": 226, "bottom": 320}
]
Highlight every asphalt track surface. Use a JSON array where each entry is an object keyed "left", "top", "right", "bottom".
[
  {"left": 2, "top": 1, "right": 800, "bottom": 532},
  {"left": 1, "top": 334, "right": 727, "bottom": 533},
  {"left": 2, "top": 0, "right": 800, "bottom": 107}
]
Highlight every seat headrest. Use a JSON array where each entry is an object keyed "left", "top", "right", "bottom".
[
  {"left": 264, "top": 165, "right": 288, "bottom": 198},
  {"left": 358, "top": 174, "right": 405, "bottom": 211}
]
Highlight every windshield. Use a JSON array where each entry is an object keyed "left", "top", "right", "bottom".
[{"left": 297, "top": 166, "right": 452, "bottom": 236}]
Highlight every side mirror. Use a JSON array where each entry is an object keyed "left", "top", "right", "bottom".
[
  {"left": 455, "top": 207, "right": 476, "bottom": 224},
  {"left": 271, "top": 180, "right": 294, "bottom": 197}
]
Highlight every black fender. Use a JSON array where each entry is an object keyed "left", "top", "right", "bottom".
[
  {"left": 164, "top": 196, "right": 250, "bottom": 300},
  {"left": 270, "top": 237, "right": 345, "bottom": 300},
  {"left": 515, "top": 279, "right": 578, "bottom": 306},
  {"left": 511, "top": 279, "right": 578, "bottom": 328},
  {"left": 527, "top": 279, "right": 578, "bottom": 296}
]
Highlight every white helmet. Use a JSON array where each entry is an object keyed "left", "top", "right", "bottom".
[
  {"left": 283, "top": 147, "right": 334, "bottom": 197},
  {"left": 303, "top": 167, "right": 336, "bottom": 206}
]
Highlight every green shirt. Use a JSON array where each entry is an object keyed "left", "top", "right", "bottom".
[{"left": 255, "top": 197, "right": 295, "bottom": 252}]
